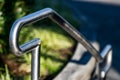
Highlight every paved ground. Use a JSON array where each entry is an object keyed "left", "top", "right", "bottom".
[
  {"left": 54, "top": 42, "right": 99, "bottom": 80},
  {"left": 59, "top": 0, "right": 120, "bottom": 80}
]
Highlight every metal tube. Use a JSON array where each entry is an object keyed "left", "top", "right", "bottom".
[
  {"left": 9, "top": 8, "right": 113, "bottom": 80},
  {"left": 98, "top": 45, "right": 112, "bottom": 80},
  {"left": 50, "top": 13, "right": 102, "bottom": 62},
  {"left": 20, "top": 38, "right": 40, "bottom": 53},
  {"left": 31, "top": 45, "right": 40, "bottom": 80},
  {"left": 9, "top": 8, "right": 102, "bottom": 62}
]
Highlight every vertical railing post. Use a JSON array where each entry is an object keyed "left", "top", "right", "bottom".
[
  {"left": 95, "top": 45, "right": 112, "bottom": 80},
  {"left": 31, "top": 45, "right": 40, "bottom": 80}
]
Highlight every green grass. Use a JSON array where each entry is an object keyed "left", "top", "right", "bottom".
[
  {"left": 0, "top": 65, "right": 12, "bottom": 80},
  {"left": 0, "top": 16, "right": 76, "bottom": 80},
  {"left": 0, "top": 0, "right": 79, "bottom": 80},
  {"left": 0, "top": 24, "right": 75, "bottom": 80},
  {"left": 11, "top": 25, "right": 75, "bottom": 79}
]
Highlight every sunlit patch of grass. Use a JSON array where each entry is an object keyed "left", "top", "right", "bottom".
[{"left": 19, "top": 26, "right": 74, "bottom": 51}]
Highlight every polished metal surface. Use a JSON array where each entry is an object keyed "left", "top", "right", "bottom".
[
  {"left": 31, "top": 45, "right": 40, "bottom": 80},
  {"left": 95, "top": 45, "right": 112, "bottom": 80},
  {"left": 9, "top": 8, "right": 112, "bottom": 80},
  {"left": 9, "top": 8, "right": 104, "bottom": 62},
  {"left": 99, "top": 45, "right": 112, "bottom": 80}
]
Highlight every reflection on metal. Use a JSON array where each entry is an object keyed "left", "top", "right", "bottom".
[
  {"left": 9, "top": 8, "right": 112, "bottom": 80},
  {"left": 98, "top": 45, "right": 112, "bottom": 80}
]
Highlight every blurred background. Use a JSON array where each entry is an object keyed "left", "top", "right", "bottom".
[
  {"left": 0, "top": 0, "right": 120, "bottom": 80},
  {"left": 0, "top": 0, "right": 79, "bottom": 80},
  {"left": 63, "top": 0, "right": 120, "bottom": 80}
]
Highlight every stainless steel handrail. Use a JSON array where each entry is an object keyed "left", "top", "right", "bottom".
[
  {"left": 9, "top": 8, "right": 103, "bottom": 62},
  {"left": 9, "top": 8, "right": 112, "bottom": 80}
]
